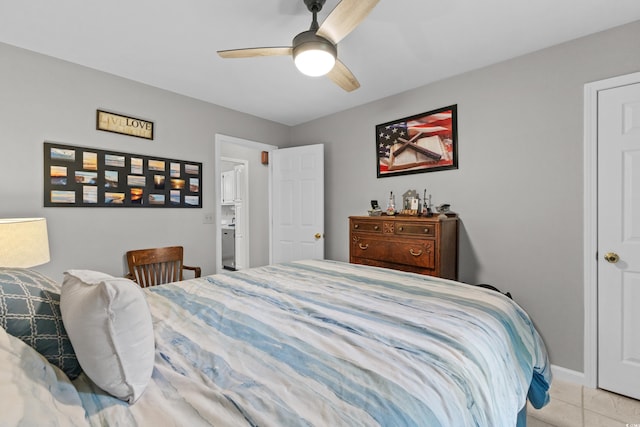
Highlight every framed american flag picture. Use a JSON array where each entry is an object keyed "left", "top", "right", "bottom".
[{"left": 376, "top": 105, "right": 458, "bottom": 178}]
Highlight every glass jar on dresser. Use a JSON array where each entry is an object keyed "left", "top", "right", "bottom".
[{"left": 349, "top": 215, "right": 458, "bottom": 280}]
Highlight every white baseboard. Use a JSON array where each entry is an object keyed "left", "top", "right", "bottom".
[{"left": 551, "top": 364, "right": 585, "bottom": 386}]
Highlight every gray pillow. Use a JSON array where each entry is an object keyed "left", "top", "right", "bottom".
[{"left": 0, "top": 268, "right": 81, "bottom": 379}]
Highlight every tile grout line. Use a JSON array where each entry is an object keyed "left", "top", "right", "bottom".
[{"left": 580, "top": 385, "right": 584, "bottom": 427}]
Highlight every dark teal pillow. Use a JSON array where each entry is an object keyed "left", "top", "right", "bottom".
[{"left": 0, "top": 268, "right": 81, "bottom": 379}]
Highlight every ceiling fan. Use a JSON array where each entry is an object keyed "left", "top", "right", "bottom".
[{"left": 217, "top": 0, "right": 379, "bottom": 92}]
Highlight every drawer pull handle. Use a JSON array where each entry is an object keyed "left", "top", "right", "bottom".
[
  {"left": 424, "top": 228, "right": 429, "bottom": 233},
  {"left": 398, "top": 226, "right": 403, "bottom": 231},
  {"left": 409, "top": 249, "right": 423, "bottom": 256},
  {"left": 359, "top": 243, "right": 369, "bottom": 250},
  {"left": 374, "top": 225, "right": 379, "bottom": 230},
  {"left": 354, "top": 224, "right": 359, "bottom": 229}
]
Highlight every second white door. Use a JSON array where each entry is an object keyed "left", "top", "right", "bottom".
[
  {"left": 598, "top": 80, "right": 640, "bottom": 399},
  {"left": 271, "top": 144, "right": 324, "bottom": 263}
]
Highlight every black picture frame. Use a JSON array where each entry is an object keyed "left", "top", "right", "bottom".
[
  {"left": 376, "top": 104, "right": 458, "bottom": 178},
  {"left": 44, "top": 142, "right": 202, "bottom": 208}
]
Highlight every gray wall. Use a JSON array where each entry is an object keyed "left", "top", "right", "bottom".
[
  {"left": 0, "top": 41, "right": 289, "bottom": 281},
  {"left": 290, "top": 21, "right": 640, "bottom": 372}
]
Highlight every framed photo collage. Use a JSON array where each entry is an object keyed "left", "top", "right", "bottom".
[{"left": 44, "top": 142, "right": 202, "bottom": 208}]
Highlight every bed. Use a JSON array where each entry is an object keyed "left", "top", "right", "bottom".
[{"left": 0, "top": 259, "right": 550, "bottom": 426}]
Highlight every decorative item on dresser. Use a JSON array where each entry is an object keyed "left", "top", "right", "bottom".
[{"left": 349, "top": 214, "right": 458, "bottom": 279}]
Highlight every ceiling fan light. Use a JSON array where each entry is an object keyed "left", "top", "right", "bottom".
[
  {"left": 292, "top": 30, "right": 337, "bottom": 77},
  {"left": 294, "top": 48, "right": 336, "bottom": 76}
]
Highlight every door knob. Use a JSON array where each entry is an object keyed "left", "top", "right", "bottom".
[
  {"left": 604, "top": 252, "right": 620, "bottom": 263},
  {"left": 314, "top": 233, "right": 322, "bottom": 239}
]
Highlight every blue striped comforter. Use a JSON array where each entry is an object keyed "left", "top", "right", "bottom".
[{"left": 74, "top": 259, "right": 550, "bottom": 426}]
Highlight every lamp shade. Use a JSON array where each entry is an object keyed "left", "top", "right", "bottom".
[{"left": 0, "top": 218, "right": 50, "bottom": 268}]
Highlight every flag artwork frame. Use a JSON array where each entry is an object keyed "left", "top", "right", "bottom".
[{"left": 376, "top": 105, "right": 458, "bottom": 178}]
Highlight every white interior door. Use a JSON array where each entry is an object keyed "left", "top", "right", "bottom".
[
  {"left": 271, "top": 144, "right": 324, "bottom": 263},
  {"left": 598, "top": 81, "right": 640, "bottom": 399}
]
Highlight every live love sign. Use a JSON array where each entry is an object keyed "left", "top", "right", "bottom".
[{"left": 97, "top": 110, "right": 154, "bottom": 140}]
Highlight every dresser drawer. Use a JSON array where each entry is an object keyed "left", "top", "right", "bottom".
[
  {"left": 351, "top": 236, "right": 435, "bottom": 269},
  {"left": 394, "top": 222, "right": 435, "bottom": 237},
  {"left": 351, "top": 220, "right": 383, "bottom": 233}
]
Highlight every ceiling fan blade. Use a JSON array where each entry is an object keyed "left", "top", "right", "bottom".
[
  {"left": 316, "top": 0, "right": 379, "bottom": 44},
  {"left": 217, "top": 47, "right": 293, "bottom": 59},
  {"left": 327, "top": 59, "right": 360, "bottom": 92}
]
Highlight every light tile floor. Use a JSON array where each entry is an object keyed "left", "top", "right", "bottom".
[{"left": 527, "top": 379, "right": 640, "bottom": 427}]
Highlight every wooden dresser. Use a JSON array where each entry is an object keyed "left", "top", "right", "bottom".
[{"left": 349, "top": 215, "right": 458, "bottom": 280}]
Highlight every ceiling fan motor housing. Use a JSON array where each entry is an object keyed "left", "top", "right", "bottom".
[{"left": 292, "top": 30, "right": 337, "bottom": 59}]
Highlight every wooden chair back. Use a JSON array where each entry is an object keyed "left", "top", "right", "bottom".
[{"left": 126, "top": 246, "right": 201, "bottom": 288}]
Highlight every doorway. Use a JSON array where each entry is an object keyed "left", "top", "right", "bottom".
[
  {"left": 584, "top": 71, "right": 640, "bottom": 395},
  {"left": 220, "top": 157, "right": 247, "bottom": 270},
  {"left": 214, "top": 134, "right": 277, "bottom": 273}
]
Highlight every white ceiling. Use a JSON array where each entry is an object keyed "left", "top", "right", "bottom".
[{"left": 1, "top": 1, "right": 639, "bottom": 126}]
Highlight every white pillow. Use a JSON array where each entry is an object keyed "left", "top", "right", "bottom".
[{"left": 60, "top": 270, "right": 155, "bottom": 403}]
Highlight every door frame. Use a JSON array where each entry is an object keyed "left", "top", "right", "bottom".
[
  {"left": 583, "top": 71, "right": 640, "bottom": 389},
  {"left": 214, "top": 134, "right": 277, "bottom": 273}
]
